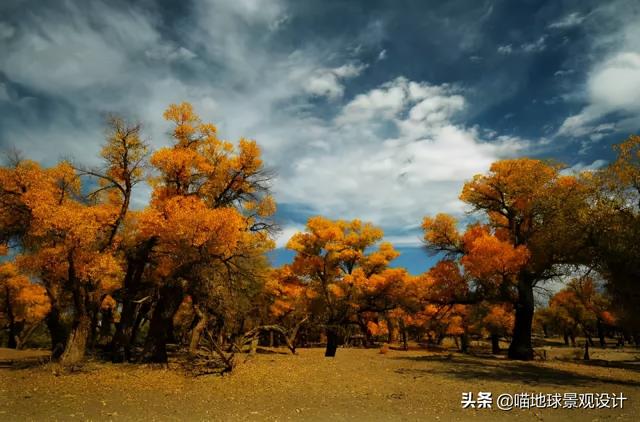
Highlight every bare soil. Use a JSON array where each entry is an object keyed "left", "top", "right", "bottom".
[{"left": 1, "top": 344, "right": 639, "bottom": 421}]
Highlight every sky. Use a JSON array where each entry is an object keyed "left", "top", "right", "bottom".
[{"left": 0, "top": 0, "right": 639, "bottom": 274}]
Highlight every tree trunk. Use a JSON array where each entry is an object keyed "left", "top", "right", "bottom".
[
  {"left": 60, "top": 314, "right": 91, "bottom": 365},
  {"left": 508, "top": 277, "right": 534, "bottom": 360},
  {"left": 5, "top": 286, "right": 19, "bottom": 349},
  {"left": 61, "top": 257, "right": 91, "bottom": 366},
  {"left": 88, "top": 307, "right": 99, "bottom": 351},
  {"left": 460, "top": 333, "right": 469, "bottom": 354},
  {"left": 141, "top": 283, "right": 183, "bottom": 363},
  {"left": 189, "top": 306, "right": 208, "bottom": 355},
  {"left": 491, "top": 333, "right": 500, "bottom": 354},
  {"left": 111, "top": 297, "right": 137, "bottom": 362},
  {"left": 286, "top": 316, "right": 308, "bottom": 354},
  {"left": 17, "top": 323, "right": 40, "bottom": 349},
  {"left": 399, "top": 319, "right": 408, "bottom": 351},
  {"left": 563, "top": 332, "right": 569, "bottom": 346},
  {"left": 385, "top": 315, "right": 396, "bottom": 343},
  {"left": 111, "top": 238, "right": 155, "bottom": 362},
  {"left": 7, "top": 321, "right": 21, "bottom": 349},
  {"left": 99, "top": 308, "right": 113, "bottom": 343},
  {"left": 583, "top": 341, "right": 590, "bottom": 360},
  {"left": 46, "top": 305, "right": 67, "bottom": 360},
  {"left": 584, "top": 329, "right": 594, "bottom": 347},
  {"left": 129, "top": 302, "right": 150, "bottom": 348},
  {"left": 597, "top": 318, "right": 606, "bottom": 348},
  {"left": 325, "top": 326, "right": 339, "bottom": 357},
  {"left": 357, "top": 317, "right": 372, "bottom": 347}
]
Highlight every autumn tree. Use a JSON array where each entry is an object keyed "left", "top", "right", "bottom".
[
  {"left": 128, "top": 102, "right": 275, "bottom": 363},
  {"left": 475, "top": 303, "right": 514, "bottom": 354},
  {"left": 264, "top": 266, "right": 314, "bottom": 348},
  {"left": 423, "top": 159, "right": 589, "bottom": 359},
  {"left": 585, "top": 135, "right": 640, "bottom": 341},
  {"left": 0, "top": 261, "right": 50, "bottom": 348},
  {"left": 0, "top": 103, "right": 276, "bottom": 366},
  {"left": 0, "top": 154, "right": 120, "bottom": 363},
  {"left": 280, "top": 217, "right": 405, "bottom": 357}
]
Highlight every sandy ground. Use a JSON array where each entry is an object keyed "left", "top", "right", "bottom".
[{"left": 1, "top": 345, "right": 639, "bottom": 421}]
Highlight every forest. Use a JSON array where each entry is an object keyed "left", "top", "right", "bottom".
[{"left": 1, "top": 102, "right": 639, "bottom": 372}]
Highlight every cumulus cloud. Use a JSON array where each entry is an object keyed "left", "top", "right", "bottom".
[
  {"left": 273, "top": 224, "right": 306, "bottom": 248},
  {"left": 561, "top": 159, "right": 608, "bottom": 175},
  {"left": 558, "top": 52, "right": 640, "bottom": 138},
  {"left": 589, "top": 53, "right": 640, "bottom": 112},
  {"left": 304, "top": 63, "right": 366, "bottom": 99},
  {"left": 276, "top": 77, "right": 527, "bottom": 228},
  {"left": 0, "top": 0, "right": 529, "bottom": 240},
  {"left": 557, "top": 1, "right": 640, "bottom": 142}
]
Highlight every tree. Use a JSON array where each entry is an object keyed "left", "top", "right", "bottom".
[
  {"left": 0, "top": 261, "right": 50, "bottom": 348},
  {"left": 424, "top": 159, "right": 588, "bottom": 359},
  {"left": 134, "top": 102, "right": 276, "bottom": 363},
  {"left": 478, "top": 303, "right": 514, "bottom": 354},
  {"left": 585, "top": 135, "right": 640, "bottom": 340},
  {"left": 0, "top": 103, "right": 276, "bottom": 365},
  {"left": 280, "top": 217, "right": 404, "bottom": 357}
]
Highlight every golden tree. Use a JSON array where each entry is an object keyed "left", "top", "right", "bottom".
[
  {"left": 423, "top": 159, "right": 588, "bottom": 359},
  {"left": 280, "top": 217, "right": 405, "bottom": 357}
]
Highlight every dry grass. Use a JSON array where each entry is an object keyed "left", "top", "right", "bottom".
[{"left": 1, "top": 345, "right": 640, "bottom": 421}]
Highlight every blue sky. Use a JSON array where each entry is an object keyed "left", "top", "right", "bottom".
[{"left": 1, "top": 0, "right": 639, "bottom": 274}]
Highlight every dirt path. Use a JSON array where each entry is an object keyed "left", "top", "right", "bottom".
[{"left": 2, "top": 347, "right": 639, "bottom": 421}]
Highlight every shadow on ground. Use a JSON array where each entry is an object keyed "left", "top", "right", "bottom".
[{"left": 391, "top": 354, "right": 640, "bottom": 388}]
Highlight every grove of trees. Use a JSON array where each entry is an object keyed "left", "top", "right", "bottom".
[{"left": 1, "top": 103, "right": 638, "bottom": 366}]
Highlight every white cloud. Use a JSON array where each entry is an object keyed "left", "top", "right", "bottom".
[
  {"left": 549, "top": 12, "right": 586, "bottom": 29},
  {"left": 557, "top": 2, "right": 640, "bottom": 142},
  {"left": 561, "top": 159, "right": 608, "bottom": 175},
  {"left": 589, "top": 52, "right": 640, "bottom": 112},
  {"left": 274, "top": 224, "right": 306, "bottom": 248},
  {"left": 0, "top": 0, "right": 529, "bottom": 239},
  {"left": 497, "top": 44, "right": 512, "bottom": 55},
  {"left": 553, "top": 69, "right": 575, "bottom": 77},
  {"left": 304, "top": 63, "right": 366, "bottom": 99},
  {"left": 520, "top": 36, "right": 546, "bottom": 53},
  {"left": 558, "top": 52, "right": 640, "bottom": 138},
  {"left": 1, "top": 4, "right": 160, "bottom": 96},
  {"left": 145, "top": 45, "right": 197, "bottom": 62},
  {"left": 382, "top": 234, "right": 423, "bottom": 247},
  {"left": 497, "top": 37, "right": 546, "bottom": 55},
  {"left": 377, "top": 49, "right": 387, "bottom": 61},
  {"left": 275, "top": 77, "right": 528, "bottom": 228}
]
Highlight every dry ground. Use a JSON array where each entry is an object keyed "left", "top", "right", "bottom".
[{"left": 1, "top": 344, "right": 639, "bottom": 421}]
